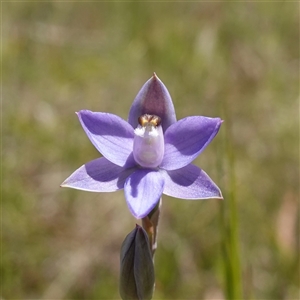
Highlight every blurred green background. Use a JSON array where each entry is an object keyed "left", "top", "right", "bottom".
[{"left": 3, "top": 2, "right": 299, "bottom": 299}]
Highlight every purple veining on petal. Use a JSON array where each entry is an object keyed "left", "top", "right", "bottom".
[
  {"left": 161, "top": 164, "right": 223, "bottom": 199},
  {"left": 78, "top": 110, "right": 135, "bottom": 167},
  {"left": 160, "top": 116, "right": 223, "bottom": 170},
  {"left": 61, "top": 157, "right": 137, "bottom": 192},
  {"left": 124, "top": 169, "right": 165, "bottom": 219},
  {"left": 128, "top": 73, "right": 177, "bottom": 132}
]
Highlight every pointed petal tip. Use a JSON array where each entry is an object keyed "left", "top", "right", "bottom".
[
  {"left": 214, "top": 188, "right": 223, "bottom": 200},
  {"left": 216, "top": 191, "right": 224, "bottom": 200},
  {"left": 215, "top": 118, "right": 223, "bottom": 125},
  {"left": 60, "top": 181, "right": 67, "bottom": 188},
  {"left": 75, "top": 111, "right": 84, "bottom": 118},
  {"left": 60, "top": 178, "right": 76, "bottom": 189}
]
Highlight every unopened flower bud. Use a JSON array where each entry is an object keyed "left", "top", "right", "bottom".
[{"left": 119, "top": 224, "right": 155, "bottom": 300}]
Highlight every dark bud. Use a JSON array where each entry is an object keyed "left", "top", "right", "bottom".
[{"left": 119, "top": 225, "right": 155, "bottom": 300}]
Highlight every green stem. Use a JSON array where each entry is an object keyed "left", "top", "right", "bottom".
[{"left": 218, "top": 111, "right": 243, "bottom": 300}]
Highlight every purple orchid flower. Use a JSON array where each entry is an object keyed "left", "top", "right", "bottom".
[{"left": 61, "top": 73, "right": 223, "bottom": 219}]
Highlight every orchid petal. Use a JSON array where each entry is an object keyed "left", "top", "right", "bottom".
[
  {"left": 160, "top": 116, "right": 222, "bottom": 170},
  {"left": 124, "top": 169, "right": 164, "bottom": 219},
  {"left": 128, "top": 73, "right": 177, "bottom": 132},
  {"left": 78, "top": 111, "right": 135, "bottom": 167},
  {"left": 61, "top": 157, "right": 137, "bottom": 192},
  {"left": 161, "top": 164, "right": 223, "bottom": 199}
]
